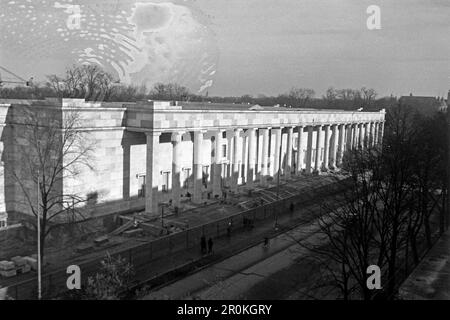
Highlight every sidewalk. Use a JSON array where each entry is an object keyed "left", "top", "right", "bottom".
[
  {"left": 142, "top": 214, "right": 324, "bottom": 299},
  {"left": 398, "top": 231, "right": 450, "bottom": 300}
]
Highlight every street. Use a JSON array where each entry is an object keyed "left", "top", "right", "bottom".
[{"left": 143, "top": 213, "right": 336, "bottom": 300}]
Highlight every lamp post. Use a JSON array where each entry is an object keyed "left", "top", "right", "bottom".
[
  {"left": 37, "top": 168, "right": 42, "bottom": 300},
  {"left": 275, "top": 129, "right": 283, "bottom": 230}
]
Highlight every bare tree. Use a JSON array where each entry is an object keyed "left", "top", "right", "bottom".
[
  {"left": 46, "top": 64, "right": 117, "bottom": 102},
  {"left": 323, "top": 87, "right": 338, "bottom": 107},
  {"left": 10, "top": 106, "right": 95, "bottom": 263},
  {"left": 301, "top": 104, "right": 447, "bottom": 299},
  {"left": 287, "top": 87, "right": 315, "bottom": 108},
  {"left": 360, "top": 87, "right": 378, "bottom": 108},
  {"left": 150, "top": 83, "right": 191, "bottom": 101},
  {"left": 304, "top": 147, "right": 388, "bottom": 300},
  {"left": 336, "top": 88, "right": 360, "bottom": 102}
]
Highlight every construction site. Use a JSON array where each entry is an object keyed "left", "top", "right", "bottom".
[{"left": 0, "top": 172, "right": 350, "bottom": 299}]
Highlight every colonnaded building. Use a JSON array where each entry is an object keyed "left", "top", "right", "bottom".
[{"left": 0, "top": 98, "right": 385, "bottom": 228}]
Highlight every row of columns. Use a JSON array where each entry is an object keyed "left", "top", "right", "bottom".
[{"left": 145, "top": 121, "right": 385, "bottom": 214}]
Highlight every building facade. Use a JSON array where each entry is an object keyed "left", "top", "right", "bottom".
[{"left": 0, "top": 98, "right": 385, "bottom": 227}]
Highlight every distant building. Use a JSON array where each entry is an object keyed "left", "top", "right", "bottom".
[{"left": 399, "top": 94, "right": 447, "bottom": 116}]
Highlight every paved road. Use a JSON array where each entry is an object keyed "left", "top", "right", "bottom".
[{"left": 143, "top": 214, "right": 334, "bottom": 300}]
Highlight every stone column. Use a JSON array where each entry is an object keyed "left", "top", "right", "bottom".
[
  {"left": 273, "top": 127, "right": 282, "bottom": 178},
  {"left": 322, "top": 125, "right": 330, "bottom": 171},
  {"left": 369, "top": 122, "right": 375, "bottom": 147},
  {"left": 241, "top": 133, "right": 248, "bottom": 185},
  {"left": 260, "top": 128, "right": 270, "bottom": 186},
  {"left": 364, "top": 122, "right": 369, "bottom": 148},
  {"left": 269, "top": 131, "right": 276, "bottom": 178},
  {"left": 373, "top": 122, "right": 379, "bottom": 146},
  {"left": 232, "top": 128, "right": 242, "bottom": 192},
  {"left": 213, "top": 130, "right": 224, "bottom": 197},
  {"left": 351, "top": 124, "right": 358, "bottom": 150},
  {"left": 247, "top": 128, "right": 257, "bottom": 187},
  {"left": 145, "top": 131, "right": 161, "bottom": 215},
  {"left": 193, "top": 130, "right": 205, "bottom": 204},
  {"left": 358, "top": 123, "right": 363, "bottom": 149},
  {"left": 226, "top": 131, "right": 234, "bottom": 183},
  {"left": 296, "top": 126, "right": 304, "bottom": 175},
  {"left": 171, "top": 131, "right": 183, "bottom": 208},
  {"left": 314, "top": 125, "right": 322, "bottom": 173},
  {"left": 285, "top": 126, "right": 294, "bottom": 178},
  {"left": 346, "top": 124, "right": 353, "bottom": 151},
  {"left": 379, "top": 121, "right": 385, "bottom": 145},
  {"left": 329, "top": 124, "right": 337, "bottom": 169},
  {"left": 257, "top": 130, "right": 264, "bottom": 178},
  {"left": 305, "top": 125, "right": 314, "bottom": 174},
  {"left": 337, "top": 124, "right": 345, "bottom": 166}
]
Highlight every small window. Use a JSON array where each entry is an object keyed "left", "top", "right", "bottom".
[{"left": 222, "top": 145, "right": 227, "bottom": 158}]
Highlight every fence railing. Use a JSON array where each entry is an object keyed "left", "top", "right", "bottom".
[{"left": 4, "top": 177, "right": 351, "bottom": 300}]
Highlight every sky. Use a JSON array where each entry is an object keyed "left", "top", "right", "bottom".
[
  {"left": 196, "top": 0, "right": 450, "bottom": 98},
  {"left": 1, "top": 0, "right": 449, "bottom": 98}
]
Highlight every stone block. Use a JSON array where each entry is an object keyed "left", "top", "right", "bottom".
[
  {"left": 0, "top": 269, "right": 17, "bottom": 278},
  {"left": 11, "top": 256, "right": 26, "bottom": 267},
  {"left": 0, "top": 260, "right": 15, "bottom": 271},
  {"left": 22, "top": 256, "right": 38, "bottom": 271}
]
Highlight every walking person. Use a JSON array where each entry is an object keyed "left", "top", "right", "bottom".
[
  {"left": 201, "top": 235, "right": 207, "bottom": 255},
  {"left": 208, "top": 237, "right": 213, "bottom": 254},
  {"left": 263, "top": 237, "right": 269, "bottom": 251}
]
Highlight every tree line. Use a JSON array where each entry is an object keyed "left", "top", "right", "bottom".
[{"left": 0, "top": 64, "right": 391, "bottom": 110}]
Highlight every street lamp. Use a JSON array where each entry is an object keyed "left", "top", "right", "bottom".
[
  {"left": 275, "top": 129, "right": 283, "bottom": 230},
  {"left": 37, "top": 168, "right": 42, "bottom": 300}
]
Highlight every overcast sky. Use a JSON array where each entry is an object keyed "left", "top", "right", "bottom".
[{"left": 197, "top": 0, "right": 450, "bottom": 98}]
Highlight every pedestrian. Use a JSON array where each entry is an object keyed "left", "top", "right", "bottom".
[
  {"left": 208, "top": 238, "right": 213, "bottom": 254},
  {"left": 227, "top": 221, "right": 232, "bottom": 237},
  {"left": 201, "top": 235, "right": 206, "bottom": 254},
  {"left": 264, "top": 237, "right": 269, "bottom": 247}
]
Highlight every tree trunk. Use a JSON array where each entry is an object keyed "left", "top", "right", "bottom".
[
  {"left": 40, "top": 220, "right": 46, "bottom": 266},
  {"left": 424, "top": 216, "right": 432, "bottom": 248},
  {"left": 440, "top": 188, "right": 446, "bottom": 234},
  {"left": 410, "top": 236, "right": 419, "bottom": 264},
  {"left": 387, "top": 224, "right": 398, "bottom": 297}
]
